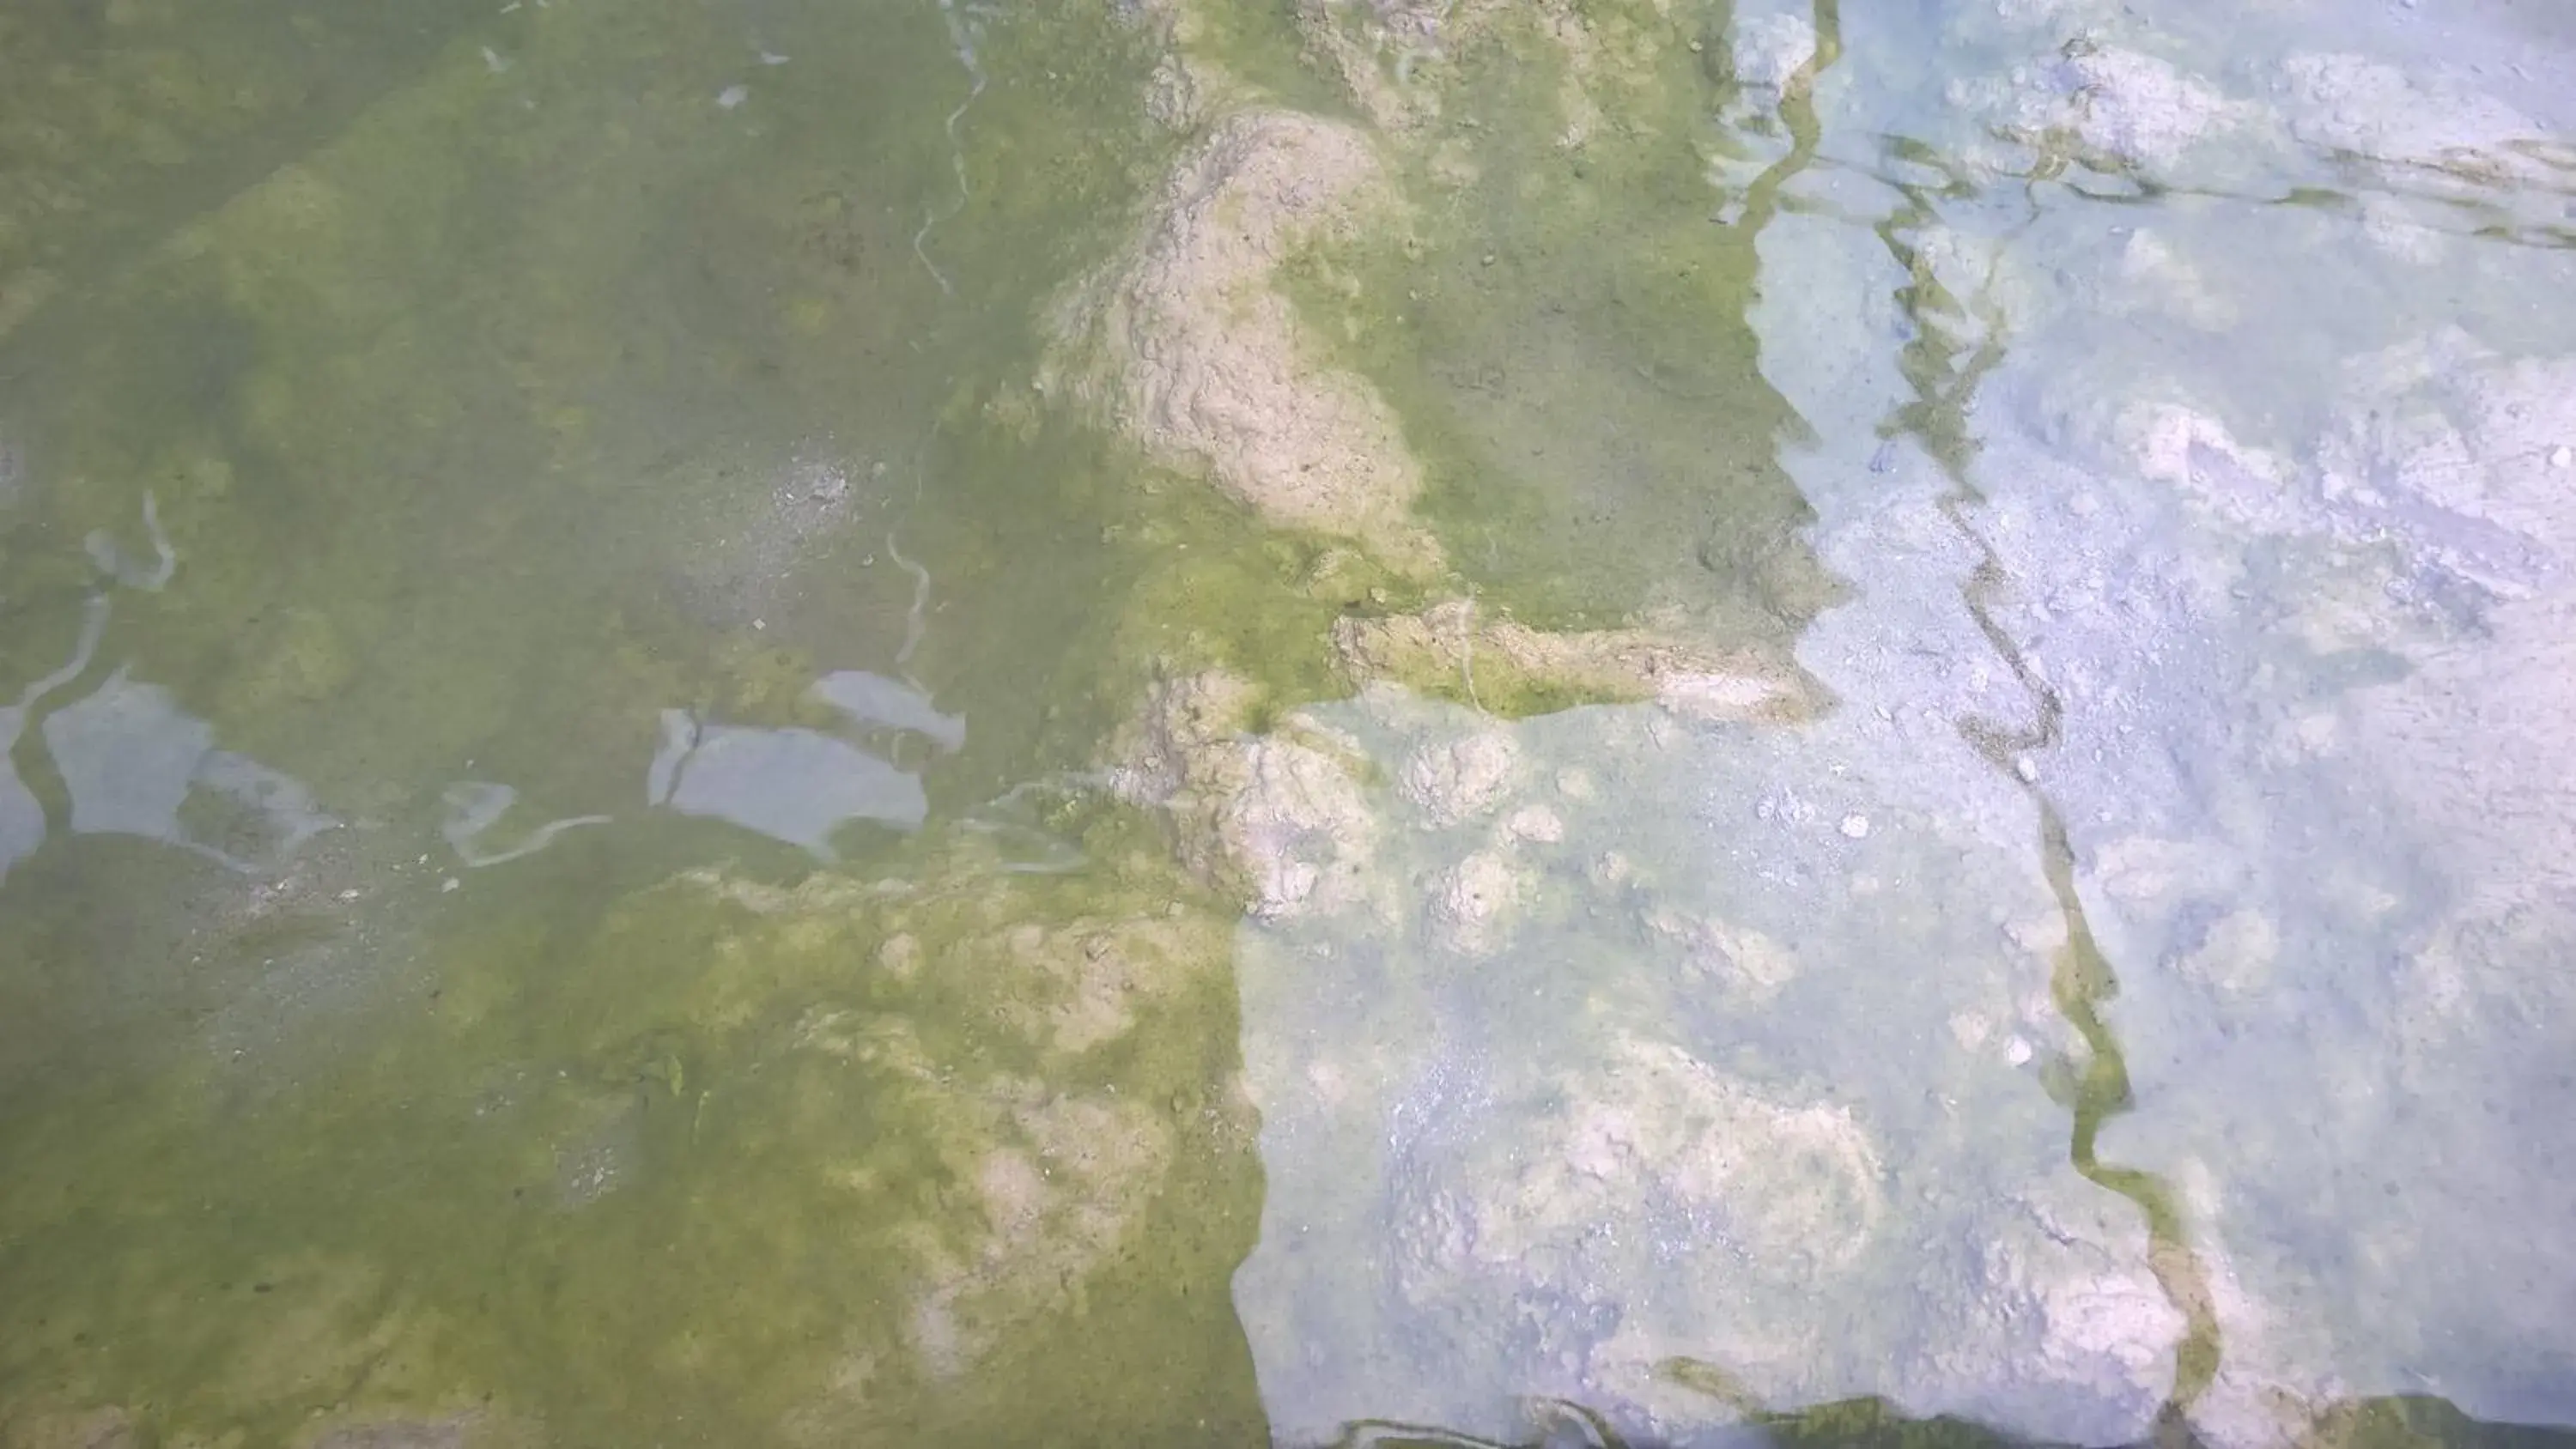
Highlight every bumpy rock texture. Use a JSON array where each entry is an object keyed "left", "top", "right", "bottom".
[
  {"left": 1109, "top": 670, "right": 1382, "bottom": 920},
  {"left": 1335, "top": 600, "right": 1824, "bottom": 721},
  {"left": 1044, "top": 112, "right": 1440, "bottom": 567}
]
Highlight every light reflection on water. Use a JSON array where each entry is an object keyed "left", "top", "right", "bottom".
[
  {"left": 1236, "top": 0, "right": 2576, "bottom": 1440},
  {"left": 1, "top": 0, "right": 2573, "bottom": 1442}
]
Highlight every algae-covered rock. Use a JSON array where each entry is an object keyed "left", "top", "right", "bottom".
[
  {"left": 1296, "top": 0, "right": 1699, "bottom": 146},
  {"left": 1109, "top": 670, "right": 1384, "bottom": 920},
  {"left": 15, "top": 1397, "right": 547, "bottom": 1449},
  {"left": 0, "top": 810, "right": 1263, "bottom": 1446},
  {"left": 1335, "top": 599, "right": 1825, "bottom": 721},
  {"left": 1396, "top": 725, "right": 1521, "bottom": 828},
  {"left": 1643, "top": 904, "right": 1801, "bottom": 1000},
  {"left": 0, "top": 1405, "right": 138, "bottom": 1449},
  {"left": 301, "top": 1417, "right": 528, "bottom": 1449},
  {"left": 0, "top": 0, "right": 486, "bottom": 316},
  {"left": 660, "top": 853, "right": 1261, "bottom": 1440},
  {"left": 1042, "top": 110, "right": 1443, "bottom": 569}
]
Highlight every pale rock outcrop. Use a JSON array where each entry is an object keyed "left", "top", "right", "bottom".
[
  {"left": 1397, "top": 728, "right": 1521, "bottom": 827},
  {"left": 1645, "top": 905, "right": 1801, "bottom": 999},
  {"left": 1723, "top": 11, "right": 1820, "bottom": 95},
  {"left": 898, "top": 1077, "right": 1176, "bottom": 1379},
  {"left": 1109, "top": 671, "right": 1382, "bottom": 920},
  {"left": 1425, "top": 847, "right": 1528, "bottom": 956},
  {"left": 1334, "top": 599, "right": 1823, "bottom": 722},
  {"left": 1388, "top": 1034, "right": 1886, "bottom": 1404},
  {"left": 1043, "top": 112, "right": 1441, "bottom": 570},
  {"left": 1956, "top": 42, "right": 2248, "bottom": 173}
]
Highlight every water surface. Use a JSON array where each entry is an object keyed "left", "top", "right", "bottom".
[{"left": 3, "top": 0, "right": 2574, "bottom": 1444}]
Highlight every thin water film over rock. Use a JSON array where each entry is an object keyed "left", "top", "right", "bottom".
[{"left": 1, "top": 0, "right": 2573, "bottom": 1444}]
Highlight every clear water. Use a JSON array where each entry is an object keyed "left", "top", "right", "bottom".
[{"left": 3, "top": 0, "right": 2573, "bottom": 1444}]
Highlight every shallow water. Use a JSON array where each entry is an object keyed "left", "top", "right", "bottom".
[{"left": 3, "top": 0, "right": 2573, "bottom": 1444}]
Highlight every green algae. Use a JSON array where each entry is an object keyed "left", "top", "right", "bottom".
[
  {"left": 1272, "top": 0, "right": 1838, "bottom": 640},
  {"left": 1178, "top": 0, "right": 1352, "bottom": 120},
  {"left": 1337, "top": 613, "right": 1656, "bottom": 718},
  {"left": 0, "top": 810, "right": 1265, "bottom": 1445},
  {"left": 0, "top": 0, "right": 498, "bottom": 343},
  {"left": 2, "top": 0, "right": 2573, "bottom": 1439},
  {"left": 3, "top": 0, "right": 1187, "bottom": 809}
]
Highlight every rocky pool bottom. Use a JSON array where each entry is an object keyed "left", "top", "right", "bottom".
[{"left": 4, "top": 0, "right": 2576, "bottom": 1441}]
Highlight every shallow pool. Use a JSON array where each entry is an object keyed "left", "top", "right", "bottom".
[{"left": 3, "top": 0, "right": 2573, "bottom": 1443}]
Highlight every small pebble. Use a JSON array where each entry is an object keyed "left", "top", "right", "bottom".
[
  {"left": 1839, "top": 812, "right": 1871, "bottom": 840},
  {"left": 2014, "top": 755, "right": 2038, "bottom": 783},
  {"left": 2550, "top": 445, "right": 2573, "bottom": 470},
  {"left": 2004, "top": 1036, "right": 2035, "bottom": 1066},
  {"left": 718, "top": 84, "right": 750, "bottom": 109},
  {"left": 442, "top": 877, "right": 462, "bottom": 893}
]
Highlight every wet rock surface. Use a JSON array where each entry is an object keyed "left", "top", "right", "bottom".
[
  {"left": 1109, "top": 670, "right": 1384, "bottom": 919},
  {"left": 1044, "top": 111, "right": 1441, "bottom": 567},
  {"left": 1334, "top": 601, "right": 1824, "bottom": 722}
]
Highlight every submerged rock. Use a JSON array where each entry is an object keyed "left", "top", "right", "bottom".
[
  {"left": 302, "top": 1416, "right": 501, "bottom": 1449},
  {"left": 2119, "top": 331, "right": 2576, "bottom": 616},
  {"left": 1938, "top": 1184, "right": 2193, "bottom": 1428},
  {"left": 1959, "top": 41, "right": 2248, "bottom": 173},
  {"left": 1109, "top": 670, "right": 1383, "bottom": 919},
  {"left": 1644, "top": 905, "right": 1801, "bottom": 1000},
  {"left": 1887, "top": 222, "right": 2576, "bottom": 1441},
  {"left": 891, "top": 1064, "right": 1178, "bottom": 1380},
  {"left": 1397, "top": 727, "right": 1522, "bottom": 828},
  {"left": 671, "top": 858, "right": 1254, "bottom": 1426},
  {"left": 1424, "top": 847, "right": 1528, "bottom": 956},
  {"left": 1388, "top": 1034, "right": 1886, "bottom": 1417},
  {"left": 1043, "top": 112, "right": 1441, "bottom": 569},
  {"left": 1292, "top": 0, "right": 1687, "bottom": 140},
  {"left": 1722, "top": 11, "right": 1821, "bottom": 94},
  {"left": 2277, "top": 52, "right": 2564, "bottom": 188},
  {"left": 0, "top": 1407, "right": 139, "bottom": 1449},
  {"left": 1334, "top": 600, "right": 1823, "bottom": 722}
]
